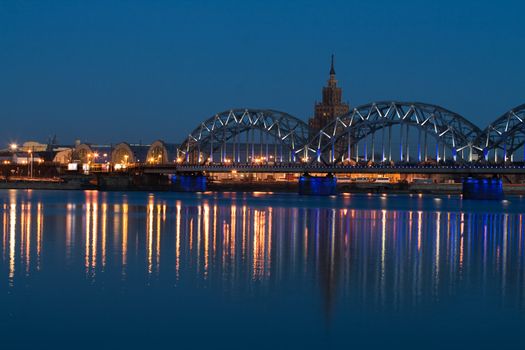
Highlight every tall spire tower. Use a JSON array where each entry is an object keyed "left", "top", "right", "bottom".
[
  {"left": 329, "top": 54, "right": 336, "bottom": 83},
  {"left": 309, "top": 55, "right": 350, "bottom": 133}
]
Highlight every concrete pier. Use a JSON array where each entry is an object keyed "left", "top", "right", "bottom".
[
  {"left": 170, "top": 174, "right": 207, "bottom": 192},
  {"left": 462, "top": 177, "right": 504, "bottom": 200},
  {"left": 298, "top": 174, "right": 337, "bottom": 195}
]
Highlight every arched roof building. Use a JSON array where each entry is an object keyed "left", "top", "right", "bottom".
[
  {"left": 73, "top": 143, "right": 112, "bottom": 164},
  {"left": 53, "top": 149, "right": 73, "bottom": 164},
  {"left": 111, "top": 142, "right": 149, "bottom": 165},
  {"left": 146, "top": 140, "right": 178, "bottom": 164}
]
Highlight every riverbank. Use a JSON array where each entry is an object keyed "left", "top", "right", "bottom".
[{"left": 1, "top": 178, "right": 525, "bottom": 195}]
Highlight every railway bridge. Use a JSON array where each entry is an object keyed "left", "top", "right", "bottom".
[
  {"left": 74, "top": 102, "right": 525, "bottom": 189},
  {"left": 175, "top": 102, "right": 525, "bottom": 168}
]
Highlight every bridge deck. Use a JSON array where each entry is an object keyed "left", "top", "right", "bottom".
[{"left": 140, "top": 165, "right": 525, "bottom": 175}]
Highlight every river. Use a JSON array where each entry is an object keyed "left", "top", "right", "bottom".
[{"left": 0, "top": 190, "right": 523, "bottom": 349}]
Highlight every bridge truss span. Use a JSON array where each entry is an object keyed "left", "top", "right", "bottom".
[
  {"left": 477, "top": 104, "right": 525, "bottom": 162},
  {"left": 299, "top": 102, "right": 483, "bottom": 165},
  {"left": 179, "top": 109, "right": 310, "bottom": 165}
]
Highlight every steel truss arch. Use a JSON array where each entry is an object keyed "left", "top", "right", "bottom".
[
  {"left": 299, "top": 101, "right": 483, "bottom": 165},
  {"left": 179, "top": 109, "right": 310, "bottom": 164},
  {"left": 477, "top": 104, "right": 525, "bottom": 162}
]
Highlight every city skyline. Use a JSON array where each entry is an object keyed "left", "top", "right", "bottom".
[
  {"left": 1, "top": 0, "right": 524, "bottom": 145},
  {"left": 2, "top": 3, "right": 525, "bottom": 349}
]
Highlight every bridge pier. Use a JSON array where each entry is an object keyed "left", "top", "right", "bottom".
[
  {"left": 298, "top": 173, "right": 337, "bottom": 196},
  {"left": 462, "top": 176, "right": 504, "bottom": 200},
  {"left": 170, "top": 173, "right": 207, "bottom": 192}
]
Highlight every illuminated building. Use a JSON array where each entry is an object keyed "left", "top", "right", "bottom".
[{"left": 308, "top": 55, "right": 350, "bottom": 134}]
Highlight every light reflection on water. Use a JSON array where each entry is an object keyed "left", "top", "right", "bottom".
[{"left": 1, "top": 190, "right": 525, "bottom": 347}]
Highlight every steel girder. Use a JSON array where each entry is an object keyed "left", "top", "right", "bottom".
[
  {"left": 476, "top": 104, "right": 525, "bottom": 161},
  {"left": 179, "top": 109, "right": 310, "bottom": 164},
  {"left": 298, "top": 102, "right": 483, "bottom": 165}
]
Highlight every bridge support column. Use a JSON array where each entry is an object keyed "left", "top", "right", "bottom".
[
  {"left": 417, "top": 129, "right": 422, "bottom": 162},
  {"left": 462, "top": 177, "right": 504, "bottom": 200},
  {"left": 170, "top": 173, "right": 207, "bottom": 192},
  {"left": 260, "top": 128, "right": 263, "bottom": 161},
  {"left": 210, "top": 138, "right": 213, "bottom": 163},
  {"left": 388, "top": 125, "right": 392, "bottom": 162},
  {"left": 423, "top": 131, "right": 428, "bottom": 162},
  {"left": 381, "top": 126, "right": 385, "bottom": 162},
  {"left": 245, "top": 131, "right": 249, "bottom": 163},
  {"left": 298, "top": 173, "right": 337, "bottom": 196},
  {"left": 347, "top": 130, "right": 351, "bottom": 162},
  {"left": 251, "top": 128, "right": 255, "bottom": 162},
  {"left": 231, "top": 133, "right": 235, "bottom": 163},
  {"left": 404, "top": 124, "right": 409, "bottom": 162},
  {"left": 364, "top": 137, "right": 368, "bottom": 162},
  {"left": 371, "top": 131, "right": 375, "bottom": 163},
  {"left": 331, "top": 141, "right": 335, "bottom": 163},
  {"left": 399, "top": 123, "right": 404, "bottom": 161},
  {"left": 265, "top": 137, "right": 269, "bottom": 162}
]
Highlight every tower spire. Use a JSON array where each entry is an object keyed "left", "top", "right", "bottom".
[{"left": 308, "top": 54, "right": 349, "bottom": 135}]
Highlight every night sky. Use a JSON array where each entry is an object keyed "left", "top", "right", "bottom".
[{"left": 1, "top": 0, "right": 524, "bottom": 145}]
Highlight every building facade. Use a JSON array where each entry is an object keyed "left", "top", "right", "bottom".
[{"left": 308, "top": 55, "right": 350, "bottom": 134}]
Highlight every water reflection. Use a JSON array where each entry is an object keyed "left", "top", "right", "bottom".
[{"left": 1, "top": 191, "right": 525, "bottom": 312}]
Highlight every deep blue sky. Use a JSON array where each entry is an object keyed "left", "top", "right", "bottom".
[{"left": 1, "top": 0, "right": 524, "bottom": 145}]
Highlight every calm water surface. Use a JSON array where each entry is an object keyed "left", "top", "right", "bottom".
[{"left": 1, "top": 190, "right": 524, "bottom": 349}]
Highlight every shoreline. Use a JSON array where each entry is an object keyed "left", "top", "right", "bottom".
[{"left": 1, "top": 179, "right": 524, "bottom": 195}]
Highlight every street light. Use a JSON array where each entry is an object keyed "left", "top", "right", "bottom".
[
  {"left": 27, "top": 148, "right": 33, "bottom": 178},
  {"left": 10, "top": 143, "right": 17, "bottom": 152}
]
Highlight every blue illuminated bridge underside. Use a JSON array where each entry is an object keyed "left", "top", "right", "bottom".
[{"left": 176, "top": 102, "right": 525, "bottom": 166}]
